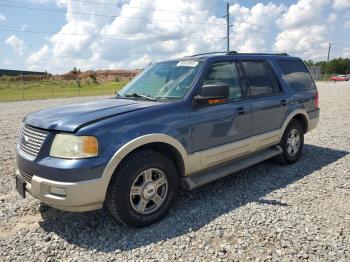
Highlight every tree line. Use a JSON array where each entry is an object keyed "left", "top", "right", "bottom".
[{"left": 304, "top": 58, "right": 350, "bottom": 75}]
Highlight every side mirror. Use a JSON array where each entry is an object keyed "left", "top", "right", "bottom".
[{"left": 193, "top": 83, "right": 229, "bottom": 106}]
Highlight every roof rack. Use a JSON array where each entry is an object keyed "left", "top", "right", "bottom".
[
  {"left": 188, "top": 51, "right": 233, "bottom": 57},
  {"left": 187, "top": 51, "right": 288, "bottom": 57},
  {"left": 231, "top": 52, "right": 289, "bottom": 56}
]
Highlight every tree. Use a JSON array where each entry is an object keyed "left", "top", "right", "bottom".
[
  {"left": 89, "top": 72, "right": 98, "bottom": 84},
  {"left": 304, "top": 58, "right": 350, "bottom": 74},
  {"left": 70, "top": 67, "right": 81, "bottom": 75}
]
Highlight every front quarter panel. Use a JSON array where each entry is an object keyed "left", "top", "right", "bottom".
[{"left": 77, "top": 100, "right": 191, "bottom": 173}]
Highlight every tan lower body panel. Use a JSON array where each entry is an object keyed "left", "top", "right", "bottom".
[{"left": 187, "top": 129, "right": 281, "bottom": 175}]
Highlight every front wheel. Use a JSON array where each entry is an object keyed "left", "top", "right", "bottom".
[
  {"left": 106, "top": 150, "right": 178, "bottom": 227},
  {"left": 276, "top": 120, "right": 304, "bottom": 165}
]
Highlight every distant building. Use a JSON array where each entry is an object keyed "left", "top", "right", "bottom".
[{"left": 0, "top": 69, "right": 46, "bottom": 77}]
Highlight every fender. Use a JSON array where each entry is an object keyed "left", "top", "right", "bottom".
[{"left": 100, "top": 134, "right": 190, "bottom": 191}]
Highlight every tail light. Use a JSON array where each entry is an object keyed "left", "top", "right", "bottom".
[{"left": 314, "top": 90, "right": 319, "bottom": 109}]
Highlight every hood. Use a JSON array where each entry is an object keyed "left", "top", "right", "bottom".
[{"left": 24, "top": 98, "right": 160, "bottom": 132}]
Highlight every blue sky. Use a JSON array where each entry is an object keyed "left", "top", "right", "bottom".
[{"left": 0, "top": 0, "right": 349, "bottom": 73}]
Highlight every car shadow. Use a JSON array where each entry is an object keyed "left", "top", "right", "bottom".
[{"left": 38, "top": 144, "right": 348, "bottom": 252}]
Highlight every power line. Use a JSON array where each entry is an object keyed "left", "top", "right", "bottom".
[
  {"left": 0, "top": 3, "right": 225, "bottom": 26},
  {"left": 0, "top": 0, "right": 211, "bottom": 16},
  {"left": 0, "top": 25, "right": 227, "bottom": 40},
  {"left": 229, "top": 23, "right": 277, "bottom": 38}
]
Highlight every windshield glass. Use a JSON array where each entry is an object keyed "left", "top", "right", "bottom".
[{"left": 118, "top": 60, "right": 203, "bottom": 100}]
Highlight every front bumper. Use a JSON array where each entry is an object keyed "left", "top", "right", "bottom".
[{"left": 16, "top": 169, "right": 106, "bottom": 212}]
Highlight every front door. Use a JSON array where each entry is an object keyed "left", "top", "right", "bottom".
[{"left": 189, "top": 59, "right": 251, "bottom": 154}]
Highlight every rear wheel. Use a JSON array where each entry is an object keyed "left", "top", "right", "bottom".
[
  {"left": 106, "top": 150, "right": 178, "bottom": 227},
  {"left": 276, "top": 120, "right": 304, "bottom": 165}
]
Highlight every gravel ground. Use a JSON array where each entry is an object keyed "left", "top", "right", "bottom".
[{"left": 0, "top": 82, "right": 349, "bottom": 261}]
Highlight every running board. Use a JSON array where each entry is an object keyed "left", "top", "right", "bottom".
[{"left": 181, "top": 145, "right": 282, "bottom": 190}]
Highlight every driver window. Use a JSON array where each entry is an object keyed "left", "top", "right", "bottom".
[{"left": 203, "top": 61, "right": 242, "bottom": 100}]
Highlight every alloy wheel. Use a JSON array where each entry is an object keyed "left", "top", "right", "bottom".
[{"left": 129, "top": 168, "right": 168, "bottom": 215}]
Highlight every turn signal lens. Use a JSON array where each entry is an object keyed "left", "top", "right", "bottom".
[{"left": 82, "top": 136, "right": 99, "bottom": 155}]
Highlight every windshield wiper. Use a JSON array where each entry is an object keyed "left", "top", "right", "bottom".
[{"left": 124, "top": 93, "right": 157, "bottom": 101}]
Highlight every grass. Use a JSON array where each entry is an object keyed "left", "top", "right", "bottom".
[{"left": 0, "top": 79, "right": 127, "bottom": 102}]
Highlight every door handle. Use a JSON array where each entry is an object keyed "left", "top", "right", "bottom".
[
  {"left": 237, "top": 107, "right": 245, "bottom": 115},
  {"left": 280, "top": 99, "right": 288, "bottom": 106}
]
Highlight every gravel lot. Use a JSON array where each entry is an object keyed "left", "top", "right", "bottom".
[{"left": 0, "top": 82, "right": 349, "bottom": 261}]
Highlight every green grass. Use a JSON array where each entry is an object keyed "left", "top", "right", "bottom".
[{"left": 0, "top": 79, "right": 127, "bottom": 102}]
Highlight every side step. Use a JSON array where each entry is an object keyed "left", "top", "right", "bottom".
[{"left": 181, "top": 145, "right": 282, "bottom": 190}]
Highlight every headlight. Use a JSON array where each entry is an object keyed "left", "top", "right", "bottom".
[{"left": 50, "top": 134, "right": 98, "bottom": 159}]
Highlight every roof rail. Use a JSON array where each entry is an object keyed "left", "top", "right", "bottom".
[
  {"left": 187, "top": 51, "right": 231, "bottom": 57},
  {"left": 229, "top": 52, "right": 289, "bottom": 56},
  {"left": 187, "top": 51, "right": 288, "bottom": 57}
]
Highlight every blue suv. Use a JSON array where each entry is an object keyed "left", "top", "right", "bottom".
[{"left": 15, "top": 52, "right": 319, "bottom": 227}]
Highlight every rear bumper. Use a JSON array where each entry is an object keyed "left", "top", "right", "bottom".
[
  {"left": 16, "top": 169, "right": 106, "bottom": 212},
  {"left": 307, "top": 109, "right": 320, "bottom": 132}
]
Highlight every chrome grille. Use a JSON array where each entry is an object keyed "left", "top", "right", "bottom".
[
  {"left": 19, "top": 168, "right": 33, "bottom": 184},
  {"left": 19, "top": 125, "right": 48, "bottom": 157}
]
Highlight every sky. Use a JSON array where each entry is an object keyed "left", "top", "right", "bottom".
[{"left": 0, "top": 0, "right": 349, "bottom": 73}]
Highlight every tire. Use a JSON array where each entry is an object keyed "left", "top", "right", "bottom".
[
  {"left": 276, "top": 119, "right": 304, "bottom": 165},
  {"left": 106, "top": 150, "right": 178, "bottom": 227}
]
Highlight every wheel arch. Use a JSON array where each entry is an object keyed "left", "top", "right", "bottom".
[
  {"left": 291, "top": 113, "right": 308, "bottom": 133},
  {"left": 101, "top": 134, "right": 189, "bottom": 194},
  {"left": 281, "top": 109, "right": 310, "bottom": 139}
]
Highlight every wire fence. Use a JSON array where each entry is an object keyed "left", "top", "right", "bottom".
[
  {"left": 0, "top": 78, "right": 127, "bottom": 102},
  {"left": 0, "top": 73, "right": 348, "bottom": 102}
]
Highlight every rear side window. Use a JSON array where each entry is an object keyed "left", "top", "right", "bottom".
[
  {"left": 277, "top": 59, "right": 316, "bottom": 91},
  {"left": 241, "top": 60, "right": 280, "bottom": 97}
]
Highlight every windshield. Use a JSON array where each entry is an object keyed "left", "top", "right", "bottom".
[{"left": 118, "top": 60, "right": 203, "bottom": 101}]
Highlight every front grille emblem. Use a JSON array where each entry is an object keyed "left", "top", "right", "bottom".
[{"left": 23, "top": 135, "right": 30, "bottom": 144}]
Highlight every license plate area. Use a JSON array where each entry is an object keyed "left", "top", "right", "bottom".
[{"left": 16, "top": 176, "right": 26, "bottom": 198}]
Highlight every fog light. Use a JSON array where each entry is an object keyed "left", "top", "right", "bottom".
[{"left": 49, "top": 186, "right": 67, "bottom": 196}]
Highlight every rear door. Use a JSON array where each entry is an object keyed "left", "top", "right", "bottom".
[{"left": 240, "top": 59, "right": 288, "bottom": 135}]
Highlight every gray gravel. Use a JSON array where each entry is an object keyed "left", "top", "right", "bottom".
[{"left": 0, "top": 83, "right": 349, "bottom": 261}]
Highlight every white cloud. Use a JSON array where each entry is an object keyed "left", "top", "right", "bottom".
[
  {"left": 5, "top": 35, "right": 26, "bottom": 55},
  {"left": 278, "top": 0, "right": 330, "bottom": 29},
  {"left": 27, "top": 0, "right": 226, "bottom": 73},
  {"left": 333, "top": 0, "right": 350, "bottom": 9},
  {"left": 274, "top": 26, "right": 329, "bottom": 60},
  {"left": 0, "top": 13, "right": 6, "bottom": 22},
  {"left": 274, "top": 0, "right": 332, "bottom": 60},
  {"left": 229, "top": 3, "right": 286, "bottom": 52},
  {"left": 27, "top": 45, "right": 50, "bottom": 70},
  {"left": 25, "top": 0, "right": 345, "bottom": 73}
]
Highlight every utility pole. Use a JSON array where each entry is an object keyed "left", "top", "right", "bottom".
[
  {"left": 324, "top": 42, "right": 331, "bottom": 80},
  {"left": 226, "top": 2, "right": 230, "bottom": 52}
]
